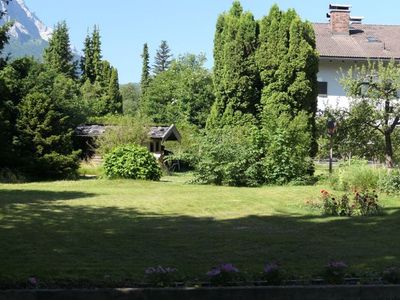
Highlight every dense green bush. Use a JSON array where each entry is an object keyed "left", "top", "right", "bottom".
[
  {"left": 379, "top": 169, "right": 400, "bottom": 194},
  {"left": 94, "top": 114, "right": 151, "bottom": 156},
  {"left": 194, "top": 125, "right": 265, "bottom": 187},
  {"left": 104, "top": 144, "right": 161, "bottom": 180},
  {"left": 329, "top": 159, "right": 383, "bottom": 192}
]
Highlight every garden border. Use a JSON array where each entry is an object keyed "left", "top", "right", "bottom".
[{"left": 2, "top": 285, "right": 400, "bottom": 300}]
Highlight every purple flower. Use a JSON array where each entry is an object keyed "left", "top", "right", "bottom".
[
  {"left": 264, "top": 262, "right": 279, "bottom": 273},
  {"left": 206, "top": 268, "right": 221, "bottom": 277},
  {"left": 28, "top": 277, "right": 38, "bottom": 286},
  {"left": 207, "top": 263, "right": 239, "bottom": 277},
  {"left": 220, "top": 263, "right": 239, "bottom": 273}
]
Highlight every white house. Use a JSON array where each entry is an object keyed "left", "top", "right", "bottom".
[{"left": 313, "top": 4, "right": 400, "bottom": 110}]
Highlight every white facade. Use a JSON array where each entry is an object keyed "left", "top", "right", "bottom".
[{"left": 317, "top": 59, "right": 364, "bottom": 110}]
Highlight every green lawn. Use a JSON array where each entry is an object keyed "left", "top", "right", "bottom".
[{"left": 0, "top": 175, "right": 399, "bottom": 285}]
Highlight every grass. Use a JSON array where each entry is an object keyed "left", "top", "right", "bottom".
[{"left": 0, "top": 174, "right": 400, "bottom": 286}]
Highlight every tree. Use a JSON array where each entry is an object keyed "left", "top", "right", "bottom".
[
  {"left": 153, "top": 40, "right": 172, "bottom": 75},
  {"left": 141, "top": 53, "right": 214, "bottom": 128},
  {"left": 207, "top": 1, "right": 260, "bottom": 128},
  {"left": 256, "top": 5, "right": 319, "bottom": 156},
  {"left": 341, "top": 60, "right": 400, "bottom": 168},
  {"left": 120, "top": 83, "right": 141, "bottom": 115},
  {"left": 43, "top": 21, "right": 76, "bottom": 78},
  {"left": 92, "top": 26, "right": 102, "bottom": 81},
  {"left": 80, "top": 32, "right": 95, "bottom": 83},
  {"left": 106, "top": 68, "right": 122, "bottom": 114},
  {"left": 81, "top": 26, "right": 102, "bottom": 84},
  {"left": 15, "top": 92, "right": 79, "bottom": 178},
  {"left": 140, "top": 43, "right": 150, "bottom": 93}
]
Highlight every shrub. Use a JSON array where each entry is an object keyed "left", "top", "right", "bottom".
[
  {"left": 329, "top": 159, "right": 383, "bottom": 192},
  {"left": 379, "top": 169, "right": 400, "bottom": 194},
  {"left": 206, "top": 263, "right": 241, "bottom": 286},
  {"left": 382, "top": 267, "right": 400, "bottom": 284},
  {"left": 323, "top": 261, "right": 348, "bottom": 284},
  {"left": 104, "top": 144, "right": 161, "bottom": 180},
  {"left": 354, "top": 191, "right": 382, "bottom": 216},
  {"left": 94, "top": 114, "right": 151, "bottom": 156},
  {"left": 320, "top": 190, "right": 353, "bottom": 216},
  {"left": 194, "top": 125, "right": 265, "bottom": 187},
  {"left": 319, "top": 189, "right": 382, "bottom": 216},
  {"left": 262, "top": 262, "right": 283, "bottom": 285},
  {"left": 144, "top": 266, "right": 178, "bottom": 287}
]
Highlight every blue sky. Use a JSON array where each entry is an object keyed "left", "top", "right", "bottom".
[{"left": 24, "top": 0, "right": 400, "bottom": 84}]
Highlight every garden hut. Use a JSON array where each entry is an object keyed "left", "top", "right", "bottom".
[{"left": 148, "top": 124, "right": 181, "bottom": 158}]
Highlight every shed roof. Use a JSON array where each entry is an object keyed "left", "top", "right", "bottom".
[
  {"left": 75, "top": 124, "right": 181, "bottom": 143},
  {"left": 313, "top": 23, "right": 400, "bottom": 60},
  {"left": 148, "top": 125, "right": 181, "bottom": 142}
]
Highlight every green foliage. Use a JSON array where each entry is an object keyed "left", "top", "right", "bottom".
[
  {"left": 378, "top": 169, "right": 400, "bottom": 194},
  {"left": 104, "top": 144, "right": 161, "bottom": 180},
  {"left": 329, "top": 159, "right": 383, "bottom": 192},
  {"left": 340, "top": 60, "right": 400, "bottom": 168},
  {"left": 15, "top": 92, "right": 80, "bottom": 178},
  {"left": 95, "top": 114, "right": 150, "bottom": 156},
  {"left": 153, "top": 40, "right": 172, "bottom": 75},
  {"left": 207, "top": 1, "right": 260, "bottom": 128},
  {"left": 140, "top": 43, "right": 150, "bottom": 93},
  {"left": 257, "top": 5, "right": 318, "bottom": 156},
  {"left": 316, "top": 108, "right": 384, "bottom": 161},
  {"left": 323, "top": 261, "right": 348, "bottom": 284},
  {"left": 194, "top": 125, "right": 265, "bottom": 187},
  {"left": 141, "top": 54, "right": 214, "bottom": 128},
  {"left": 319, "top": 189, "right": 383, "bottom": 216},
  {"left": 43, "top": 21, "right": 76, "bottom": 78},
  {"left": 382, "top": 267, "right": 400, "bottom": 284},
  {"left": 120, "top": 83, "right": 141, "bottom": 115},
  {"left": 263, "top": 112, "right": 313, "bottom": 184}
]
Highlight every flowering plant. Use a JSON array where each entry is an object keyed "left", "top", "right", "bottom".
[
  {"left": 323, "top": 261, "right": 348, "bottom": 284},
  {"left": 206, "top": 263, "right": 241, "bottom": 286},
  {"left": 262, "top": 262, "right": 283, "bottom": 285},
  {"left": 144, "top": 266, "right": 178, "bottom": 287}
]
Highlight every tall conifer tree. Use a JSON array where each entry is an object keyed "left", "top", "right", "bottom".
[
  {"left": 43, "top": 21, "right": 76, "bottom": 78},
  {"left": 141, "top": 43, "right": 150, "bottom": 93},
  {"left": 92, "top": 26, "right": 103, "bottom": 81},
  {"left": 81, "top": 32, "right": 95, "bottom": 83},
  {"left": 153, "top": 40, "right": 172, "bottom": 75},
  {"left": 207, "top": 1, "right": 260, "bottom": 128},
  {"left": 257, "top": 6, "right": 318, "bottom": 156}
]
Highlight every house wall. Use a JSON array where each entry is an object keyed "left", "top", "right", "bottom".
[{"left": 317, "top": 59, "right": 365, "bottom": 110}]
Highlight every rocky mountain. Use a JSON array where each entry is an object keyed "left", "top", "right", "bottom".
[{"left": 0, "top": 0, "right": 78, "bottom": 60}]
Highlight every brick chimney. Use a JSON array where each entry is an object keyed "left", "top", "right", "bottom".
[{"left": 328, "top": 4, "right": 351, "bottom": 34}]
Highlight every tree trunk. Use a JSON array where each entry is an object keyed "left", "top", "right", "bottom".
[{"left": 384, "top": 131, "right": 394, "bottom": 168}]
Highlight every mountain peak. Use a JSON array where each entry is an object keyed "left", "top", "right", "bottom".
[{"left": 1, "top": 0, "right": 52, "bottom": 43}]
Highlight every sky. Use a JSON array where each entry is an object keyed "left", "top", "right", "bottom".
[{"left": 23, "top": 0, "right": 400, "bottom": 84}]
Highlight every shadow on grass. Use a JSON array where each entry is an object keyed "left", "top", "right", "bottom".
[
  {"left": 0, "top": 190, "right": 97, "bottom": 205},
  {"left": 0, "top": 189, "right": 399, "bottom": 284}
]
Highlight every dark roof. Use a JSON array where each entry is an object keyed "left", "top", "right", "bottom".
[
  {"left": 313, "top": 23, "right": 400, "bottom": 60},
  {"left": 75, "top": 125, "right": 107, "bottom": 137},
  {"left": 75, "top": 124, "right": 181, "bottom": 143},
  {"left": 148, "top": 125, "right": 181, "bottom": 142}
]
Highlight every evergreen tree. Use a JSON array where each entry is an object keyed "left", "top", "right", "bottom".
[
  {"left": 153, "top": 40, "right": 172, "bottom": 75},
  {"left": 106, "top": 68, "right": 122, "bottom": 114},
  {"left": 207, "top": 1, "right": 261, "bottom": 128},
  {"left": 80, "top": 32, "right": 95, "bottom": 83},
  {"left": 140, "top": 43, "right": 150, "bottom": 93},
  {"left": 15, "top": 92, "right": 80, "bottom": 178},
  {"left": 92, "top": 25, "right": 102, "bottom": 81},
  {"left": 43, "top": 21, "right": 76, "bottom": 78},
  {"left": 257, "top": 6, "right": 318, "bottom": 156}
]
